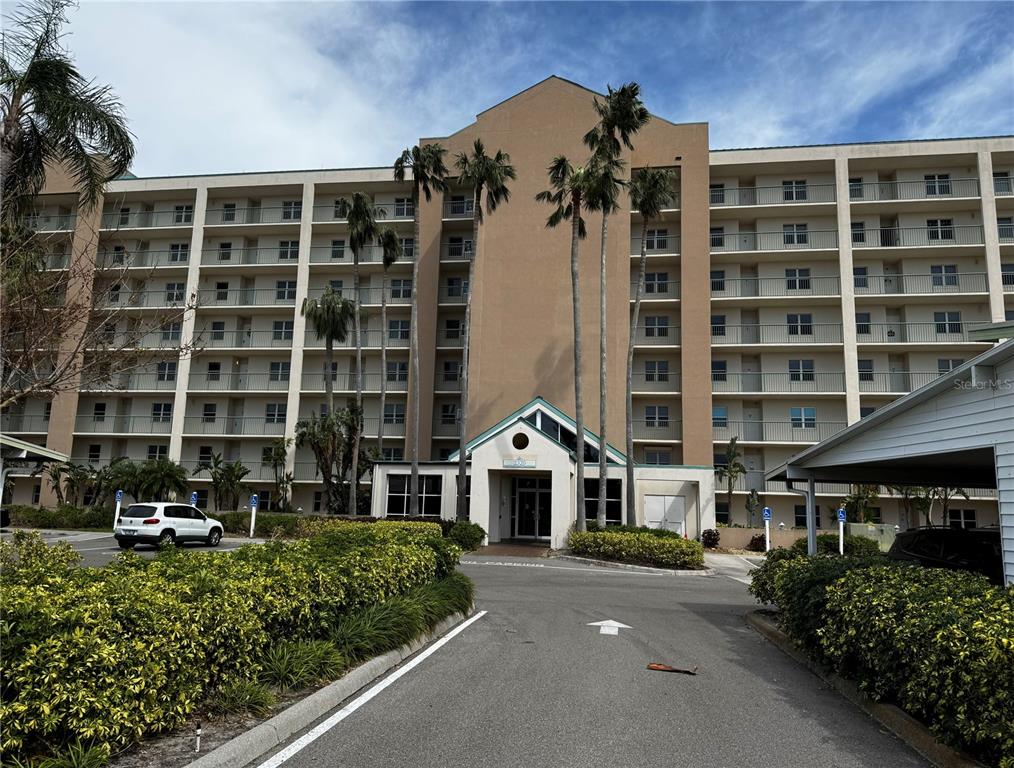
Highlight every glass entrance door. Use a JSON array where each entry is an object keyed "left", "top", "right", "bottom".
[{"left": 512, "top": 477, "right": 552, "bottom": 539}]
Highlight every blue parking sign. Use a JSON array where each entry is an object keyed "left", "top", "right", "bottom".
[
  {"left": 837, "top": 508, "right": 847, "bottom": 522},
  {"left": 762, "top": 507, "right": 772, "bottom": 521},
  {"left": 190, "top": 491, "right": 198, "bottom": 506},
  {"left": 115, "top": 489, "right": 123, "bottom": 502},
  {"left": 251, "top": 493, "right": 259, "bottom": 508}
]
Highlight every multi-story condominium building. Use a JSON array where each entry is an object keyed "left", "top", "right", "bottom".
[{"left": 4, "top": 77, "right": 1013, "bottom": 536}]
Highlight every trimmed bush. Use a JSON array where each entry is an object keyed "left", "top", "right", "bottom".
[
  {"left": 569, "top": 530, "right": 704, "bottom": 569},
  {"left": 790, "top": 533, "right": 882, "bottom": 558},
  {"left": 700, "top": 529, "right": 720, "bottom": 549},
  {"left": 216, "top": 510, "right": 303, "bottom": 537},
  {"left": 747, "top": 547, "right": 802, "bottom": 605},
  {"left": 5, "top": 504, "right": 111, "bottom": 531},
  {"left": 447, "top": 520, "right": 486, "bottom": 551},
  {"left": 745, "top": 533, "right": 767, "bottom": 552},
  {"left": 586, "top": 522, "right": 685, "bottom": 539}
]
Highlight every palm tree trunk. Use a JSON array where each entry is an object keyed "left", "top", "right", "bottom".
[
  {"left": 457, "top": 189, "right": 480, "bottom": 520},
  {"left": 378, "top": 267, "right": 388, "bottom": 458},
  {"left": 325, "top": 338, "right": 335, "bottom": 418},
  {"left": 570, "top": 196, "right": 586, "bottom": 532},
  {"left": 409, "top": 194, "right": 422, "bottom": 516},
  {"left": 351, "top": 251, "right": 363, "bottom": 515},
  {"left": 597, "top": 210, "right": 608, "bottom": 529},
  {"left": 626, "top": 218, "right": 649, "bottom": 525}
]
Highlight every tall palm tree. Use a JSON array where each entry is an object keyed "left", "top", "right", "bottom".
[
  {"left": 584, "top": 83, "right": 650, "bottom": 529},
  {"left": 140, "top": 458, "right": 188, "bottom": 502},
  {"left": 715, "top": 437, "right": 746, "bottom": 524},
  {"left": 1, "top": 0, "right": 134, "bottom": 223},
  {"left": 625, "top": 167, "right": 677, "bottom": 523},
  {"left": 394, "top": 144, "right": 449, "bottom": 515},
  {"left": 453, "top": 139, "right": 516, "bottom": 520},
  {"left": 536, "top": 157, "right": 592, "bottom": 531},
  {"left": 301, "top": 286, "right": 355, "bottom": 415},
  {"left": 376, "top": 227, "right": 403, "bottom": 459}
]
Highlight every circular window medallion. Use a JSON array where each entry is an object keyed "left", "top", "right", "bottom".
[{"left": 512, "top": 432, "right": 529, "bottom": 450}]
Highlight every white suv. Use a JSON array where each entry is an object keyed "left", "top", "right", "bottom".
[{"left": 115, "top": 502, "right": 224, "bottom": 550}]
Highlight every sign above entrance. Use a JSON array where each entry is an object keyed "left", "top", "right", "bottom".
[{"left": 503, "top": 457, "right": 536, "bottom": 469}]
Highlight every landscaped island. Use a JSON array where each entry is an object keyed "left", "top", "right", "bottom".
[{"left": 568, "top": 526, "right": 705, "bottom": 569}]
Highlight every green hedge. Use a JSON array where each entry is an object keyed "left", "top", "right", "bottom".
[
  {"left": 4, "top": 504, "right": 112, "bottom": 530},
  {"left": 789, "top": 533, "right": 883, "bottom": 557},
  {"left": 447, "top": 521, "right": 486, "bottom": 551},
  {"left": 569, "top": 530, "right": 704, "bottom": 569},
  {"left": 586, "top": 522, "right": 686, "bottom": 540},
  {"left": 0, "top": 525, "right": 468, "bottom": 763}
]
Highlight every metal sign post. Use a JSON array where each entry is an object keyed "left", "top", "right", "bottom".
[
  {"left": 762, "top": 506, "right": 772, "bottom": 551},
  {"left": 837, "top": 508, "right": 847, "bottom": 555},
  {"left": 114, "top": 489, "right": 124, "bottom": 531},
  {"left": 249, "top": 493, "right": 258, "bottom": 538}
]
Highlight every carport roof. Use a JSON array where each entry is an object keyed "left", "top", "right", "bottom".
[{"left": 0, "top": 434, "right": 67, "bottom": 464}]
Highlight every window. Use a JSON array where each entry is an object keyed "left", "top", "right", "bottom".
[
  {"left": 853, "top": 266, "right": 869, "bottom": 289},
  {"left": 931, "top": 264, "right": 958, "bottom": 287},
  {"left": 938, "top": 358, "right": 964, "bottom": 374},
  {"left": 198, "top": 445, "right": 214, "bottom": 464},
  {"left": 32, "top": 484, "right": 41, "bottom": 504},
  {"left": 118, "top": 207, "right": 130, "bottom": 225},
  {"left": 645, "top": 228, "right": 668, "bottom": 250},
  {"left": 217, "top": 242, "right": 232, "bottom": 261},
  {"left": 782, "top": 180, "right": 807, "bottom": 201},
  {"left": 1002, "top": 263, "right": 1014, "bottom": 286},
  {"left": 209, "top": 321, "right": 226, "bottom": 342},
  {"left": 438, "top": 448, "right": 452, "bottom": 460},
  {"left": 265, "top": 403, "right": 286, "bottom": 423},
  {"left": 789, "top": 359, "right": 814, "bottom": 382},
  {"left": 712, "top": 405, "right": 728, "bottom": 428},
  {"left": 934, "top": 311, "right": 961, "bottom": 334},
  {"left": 100, "top": 322, "right": 116, "bottom": 343},
  {"left": 442, "top": 360, "right": 460, "bottom": 382},
  {"left": 108, "top": 283, "right": 121, "bottom": 303},
  {"left": 390, "top": 279, "right": 412, "bottom": 299},
  {"left": 644, "top": 316, "right": 669, "bottom": 338},
  {"left": 202, "top": 403, "right": 217, "bottom": 423},
  {"left": 147, "top": 444, "right": 168, "bottom": 460},
  {"left": 790, "top": 406, "right": 816, "bottom": 429},
  {"left": 855, "top": 312, "right": 871, "bottom": 335},
  {"left": 275, "top": 280, "right": 296, "bottom": 300},
  {"left": 448, "top": 195, "right": 470, "bottom": 215},
  {"left": 269, "top": 361, "right": 290, "bottom": 382},
  {"left": 794, "top": 505, "right": 807, "bottom": 528},
  {"left": 924, "top": 174, "right": 951, "bottom": 196},
  {"left": 645, "top": 272, "right": 669, "bottom": 294},
  {"left": 444, "top": 318, "right": 461, "bottom": 340},
  {"left": 388, "top": 360, "right": 409, "bottom": 382},
  {"left": 207, "top": 362, "right": 221, "bottom": 381},
  {"left": 385, "top": 403, "right": 406, "bottom": 425},
  {"left": 715, "top": 502, "right": 729, "bottom": 525},
  {"left": 92, "top": 402, "right": 107, "bottom": 422},
  {"left": 382, "top": 447, "right": 404, "bottom": 461},
  {"left": 440, "top": 403, "right": 457, "bottom": 426},
  {"left": 215, "top": 281, "right": 230, "bottom": 301},
  {"left": 386, "top": 474, "right": 442, "bottom": 517},
  {"left": 333, "top": 199, "right": 346, "bottom": 218},
  {"left": 711, "top": 314, "right": 726, "bottom": 336},
  {"left": 313, "top": 491, "right": 323, "bottom": 513},
  {"left": 785, "top": 268, "right": 811, "bottom": 290},
  {"left": 713, "top": 451, "right": 728, "bottom": 469},
  {"left": 169, "top": 243, "right": 189, "bottom": 262},
  {"left": 783, "top": 223, "right": 808, "bottom": 246},
  {"left": 583, "top": 478, "right": 622, "bottom": 526},
  {"left": 710, "top": 270, "right": 726, "bottom": 292},
  {"left": 851, "top": 221, "right": 866, "bottom": 244},
  {"left": 174, "top": 204, "right": 194, "bottom": 224},
  {"left": 927, "top": 218, "right": 954, "bottom": 241},
  {"left": 400, "top": 237, "right": 415, "bottom": 258},
  {"left": 995, "top": 171, "right": 1012, "bottom": 195},
  {"left": 998, "top": 218, "right": 1014, "bottom": 241},
  {"left": 867, "top": 507, "right": 883, "bottom": 524},
  {"left": 394, "top": 197, "right": 414, "bottom": 217},
  {"left": 644, "top": 360, "right": 669, "bottom": 382},
  {"left": 849, "top": 177, "right": 864, "bottom": 199},
  {"left": 645, "top": 405, "right": 669, "bottom": 428},
  {"left": 156, "top": 361, "right": 177, "bottom": 382},
  {"left": 88, "top": 444, "right": 101, "bottom": 462},
  {"left": 860, "top": 406, "right": 876, "bottom": 418},
  {"left": 787, "top": 313, "right": 812, "bottom": 335},
  {"left": 711, "top": 360, "right": 728, "bottom": 382},
  {"left": 44, "top": 402, "right": 52, "bottom": 421},
  {"left": 709, "top": 183, "right": 726, "bottom": 205},
  {"left": 272, "top": 320, "right": 294, "bottom": 340},
  {"left": 857, "top": 359, "right": 874, "bottom": 382},
  {"left": 328, "top": 279, "right": 344, "bottom": 295},
  {"left": 330, "top": 239, "right": 346, "bottom": 260},
  {"left": 709, "top": 226, "right": 725, "bottom": 248},
  {"left": 152, "top": 402, "right": 172, "bottom": 422},
  {"left": 281, "top": 200, "right": 302, "bottom": 220},
  {"left": 165, "top": 282, "right": 185, "bottom": 303},
  {"left": 278, "top": 240, "right": 299, "bottom": 261},
  {"left": 222, "top": 203, "right": 237, "bottom": 223},
  {"left": 446, "top": 277, "right": 468, "bottom": 297},
  {"left": 260, "top": 447, "right": 274, "bottom": 465},
  {"left": 388, "top": 319, "right": 410, "bottom": 340},
  {"left": 110, "top": 245, "right": 126, "bottom": 265},
  {"left": 948, "top": 508, "right": 977, "bottom": 530},
  {"left": 644, "top": 449, "right": 671, "bottom": 465},
  {"left": 447, "top": 236, "right": 473, "bottom": 259}
]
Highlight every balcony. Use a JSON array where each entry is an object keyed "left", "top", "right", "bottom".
[
  {"left": 311, "top": 202, "right": 414, "bottom": 223},
  {"left": 631, "top": 280, "right": 680, "bottom": 300},
  {"left": 849, "top": 178, "right": 980, "bottom": 202},
  {"left": 711, "top": 372, "right": 846, "bottom": 394},
  {"left": 188, "top": 373, "right": 291, "bottom": 392},
  {"left": 300, "top": 373, "right": 407, "bottom": 392},
  {"left": 196, "top": 330, "right": 293, "bottom": 349},
  {"left": 632, "top": 194, "right": 681, "bottom": 212},
  {"left": 0, "top": 415, "right": 50, "bottom": 433},
  {"left": 996, "top": 177, "right": 1013, "bottom": 196},
  {"left": 431, "top": 420, "right": 459, "bottom": 438},
  {"left": 182, "top": 416, "right": 286, "bottom": 436},
  {"left": 442, "top": 200, "right": 474, "bottom": 220},
  {"left": 99, "top": 249, "right": 191, "bottom": 269},
  {"left": 709, "top": 230, "right": 838, "bottom": 253},
  {"left": 303, "top": 329, "right": 410, "bottom": 349},
  {"left": 852, "top": 225, "right": 984, "bottom": 249},
  {"left": 24, "top": 213, "right": 76, "bottom": 232},
  {"left": 95, "top": 290, "right": 192, "bottom": 310},
  {"left": 436, "top": 330, "right": 464, "bottom": 348},
  {"left": 712, "top": 324, "right": 843, "bottom": 345},
  {"left": 858, "top": 371, "right": 943, "bottom": 393},
  {"left": 437, "top": 286, "right": 469, "bottom": 304},
  {"left": 82, "top": 374, "right": 178, "bottom": 392},
  {"left": 434, "top": 376, "right": 462, "bottom": 393},
  {"left": 713, "top": 420, "right": 845, "bottom": 443},
  {"left": 631, "top": 373, "right": 681, "bottom": 393},
  {"left": 182, "top": 460, "right": 279, "bottom": 482},
  {"left": 75, "top": 416, "right": 172, "bottom": 434},
  {"left": 710, "top": 183, "right": 836, "bottom": 207},
  {"left": 196, "top": 288, "right": 296, "bottom": 307},
  {"left": 632, "top": 420, "right": 682, "bottom": 441},
  {"left": 310, "top": 244, "right": 415, "bottom": 264},
  {"left": 201, "top": 247, "right": 301, "bottom": 266},
  {"left": 440, "top": 243, "right": 473, "bottom": 262},
  {"left": 711, "top": 276, "right": 840, "bottom": 299},
  {"left": 854, "top": 272, "right": 989, "bottom": 296},
  {"left": 856, "top": 322, "right": 987, "bottom": 344},
  {"left": 630, "top": 234, "right": 681, "bottom": 257},
  {"left": 101, "top": 210, "right": 194, "bottom": 230},
  {"left": 205, "top": 206, "right": 302, "bottom": 226},
  {"left": 632, "top": 326, "right": 681, "bottom": 346},
  {"left": 305, "top": 287, "right": 413, "bottom": 306}
]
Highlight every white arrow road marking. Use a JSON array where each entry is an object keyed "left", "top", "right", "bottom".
[{"left": 588, "top": 619, "right": 632, "bottom": 636}]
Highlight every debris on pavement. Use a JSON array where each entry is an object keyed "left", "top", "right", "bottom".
[{"left": 647, "top": 663, "right": 698, "bottom": 675}]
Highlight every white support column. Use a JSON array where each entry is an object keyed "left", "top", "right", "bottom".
[
  {"left": 283, "top": 182, "right": 316, "bottom": 479},
  {"left": 834, "top": 156, "right": 862, "bottom": 425},
  {"left": 978, "top": 150, "right": 1006, "bottom": 323},
  {"left": 168, "top": 185, "right": 208, "bottom": 461}
]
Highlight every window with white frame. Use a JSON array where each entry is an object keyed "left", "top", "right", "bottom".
[
  {"left": 998, "top": 218, "right": 1014, "bottom": 242},
  {"left": 281, "top": 200, "right": 302, "bottom": 220},
  {"left": 278, "top": 240, "right": 299, "bottom": 260},
  {"left": 644, "top": 448, "right": 671, "bottom": 465},
  {"left": 711, "top": 314, "right": 726, "bottom": 336},
  {"left": 147, "top": 444, "right": 168, "bottom": 460},
  {"left": 785, "top": 267, "right": 811, "bottom": 290},
  {"left": 787, "top": 313, "right": 812, "bottom": 335},
  {"left": 265, "top": 403, "right": 286, "bottom": 423},
  {"left": 644, "top": 315, "right": 669, "bottom": 338},
  {"left": 645, "top": 272, "right": 669, "bottom": 294},
  {"left": 272, "top": 320, "right": 294, "bottom": 340},
  {"left": 93, "top": 402, "right": 106, "bottom": 422},
  {"left": 201, "top": 403, "right": 217, "bottom": 423},
  {"left": 400, "top": 237, "right": 415, "bottom": 258},
  {"left": 711, "top": 360, "right": 727, "bottom": 382},
  {"left": 709, "top": 183, "right": 726, "bottom": 205},
  {"left": 937, "top": 358, "right": 964, "bottom": 374},
  {"left": 850, "top": 221, "right": 866, "bottom": 244},
  {"left": 927, "top": 218, "right": 954, "bottom": 241},
  {"left": 948, "top": 508, "right": 977, "bottom": 529},
  {"left": 860, "top": 406, "right": 876, "bottom": 418},
  {"left": 924, "top": 174, "right": 951, "bottom": 196},
  {"left": 388, "top": 319, "right": 410, "bottom": 340},
  {"left": 162, "top": 321, "right": 182, "bottom": 341},
  {"left": 328, "top": 279, "right": 344, "bottom": 295},
  {"left": 444, "top": 318, "right": 461, "bottom": 339},
  {"left": 217, "top": 242, "right": 232, "bottom": 261},
  {"left": 644, "top": 405, "right": 669, "bottom": 428},
  {"left": 709, "top": 269, "right": 725, "bottom": 292},
  {"left": 152, "top": 402, "right": 172, "bottom": 423},
  {"left": 934, "top": 311, "right": 961, "bottom": 334},
  {"left": 381, "top": 447, "right": 404, "bottom": 461},
  {"left": 440, "top": 403, "right": 457, "bottom": 426},
  {"left": 789, "top": 359, "right": 814, "bottom": 382},
  {"left": 783, "top": 223, "right": 808, "bottom": 246},
  {"left": 394, "top": 198, "right": 414, "bottom": 217},
  {"left": 88, "top": 444, "right": 101, "bottom": 462},
  {"left": 789, "top": 406, "right": 816, "bottom": 429},
  {"left": 385, "top": 403, "right": 406, "bottom": 425},
  {"left": 387, "top": 360, "right": 408, "bottom": 382},
  {"left": 857, "top": 359, "right": 874, "bottom": 382},
  {"left": 198, "top": 445, "right": 214, "bottom": 464},
  {"left": 446, "top": 236, "right": 473, "bottom": 258},
  {"left": 931, "top": 264, "right": 958, "bottom": 287},
  {"left": 206, "top": 362, "right": 221, "bottom": 381},
  {"left": 446, "top": 276, "right": 468, "bottom": 297},
  {"left": 269, "top": 361, "right": 290, "bottom": 382},
  {"left": 221, "top": 203, "right": 236, "bottom": 222},
  {"left": 995, "top": 171, "right": 1012, "bottom": 195},
  {"left": 330, "top": 239, "right": 346, "bottom": 260},
  {"left": 443, "top": 360, "right": 460, "bottom": 382},
  {"left": 386, "top": 474, "right": 441, "bottom": 517},
  {"left": 165, "top": 282, "right": 185, "bottom": 303},
  {"left": 156, "top": 361, "right": 177, "bottom": 382},
  {"left": 169, "top": 243, "right": 189, "bottom": 262},
  {"left": 782, "top": 180, "right": 807, "bottom": 201},
  {"left": 644, "top": 360, "right": 669, "bottom": 382},
  {"left": 275, "top": 280, "right": 296, "bottom": 300},
  {"left": 118, "top": 207, "right": 130, "bottom": 225},
  {"left": 174, "top": 204, "right": 194, "bottom": 224},
  {"left": 1002, "top": 263, "right": 1014, "bottom": 286},
  {"left": 215, "top": 281, "right": 229, "bottom": 301},
  {"left": 855, "top": 312, "right": 871, "bottom": 335},
  {"left": 390, "top": 279, "right": 412, "bottom": 299},
  {"left": 645, "top": 228, "right": 668, "bottom": 250},
  {"left": 712, "top": 405, "right": 728, "bottom": 428},
  {"left": 108, "top": 283, "right": 121, "bottom": 303},
  {"left": 848, "top": 177, "right": 864, "bottom": 199},
  {"left": 853, "top": 265, "right": 869, "bottom": 288},
  {"left": 709, "top": 226, "right": 725, "bottom": 248}
]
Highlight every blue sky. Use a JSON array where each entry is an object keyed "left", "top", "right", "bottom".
[{"left": 68, "top": 1, "right": 1013, "bottom": 176}]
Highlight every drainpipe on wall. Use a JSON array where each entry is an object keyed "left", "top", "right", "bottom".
[{"left": 785, "top": 475, "right": 818, "bottom": 556}]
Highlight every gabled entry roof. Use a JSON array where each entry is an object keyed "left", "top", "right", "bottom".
[
  {"left": 447, "top": 397, "right": 628, "bottom": 465},
  {"left": 0, "top": 434, "right": 67, "bottom": 463}
]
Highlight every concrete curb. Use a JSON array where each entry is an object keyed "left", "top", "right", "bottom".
[
  {"left": 184, "top": 610, "right": 472, "bottom": 768},
  {"left": 552, "top": 554, "right": 715, "bottom": 576},
  {"left": 744, "top": 610, "right": 983, "bottom": 768}
]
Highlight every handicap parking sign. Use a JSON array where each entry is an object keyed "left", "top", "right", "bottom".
[
  {"left": 251, "top": 493, "right": 259, "bottom": 508},
  {"left": 762, "top": 507, "right": 772, "bottom": 521},
  {"left": 837, "top": 508, "right": 847, "bottom": 522},
  {"left": 190, "top": 491, "right": 198, "bottom": 506},
  {"left": 115, "top": 489, "right": 123, "bottom": 502}
]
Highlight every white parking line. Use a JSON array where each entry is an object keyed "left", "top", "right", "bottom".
[{"left": 256, "top": 610, "right": 488, "bottom": 768}]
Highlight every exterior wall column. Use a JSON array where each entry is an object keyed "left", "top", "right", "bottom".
[
  {"left": 834, "top": 156, "right": 861, "bottom": 425},
  {"left": 977, "top": 150, "right": 1005, "bottom": 322},
  {"left": 168, "top": 185, "right": 208, "bottom": 462},
  {"left": 283, "top": 182, "right": 316, "bottom": 481}
]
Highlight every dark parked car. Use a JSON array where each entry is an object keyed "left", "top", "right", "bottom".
[{"left": 888, "top": 527, "right": 1003, "bottom": 585}]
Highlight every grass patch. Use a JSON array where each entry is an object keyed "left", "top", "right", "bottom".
[
  {"left": 205, "top": 680, "right": 277, "bottom": 717},
  {"left": 260, "top": 640, "right": 346, "bottom": 691}
]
